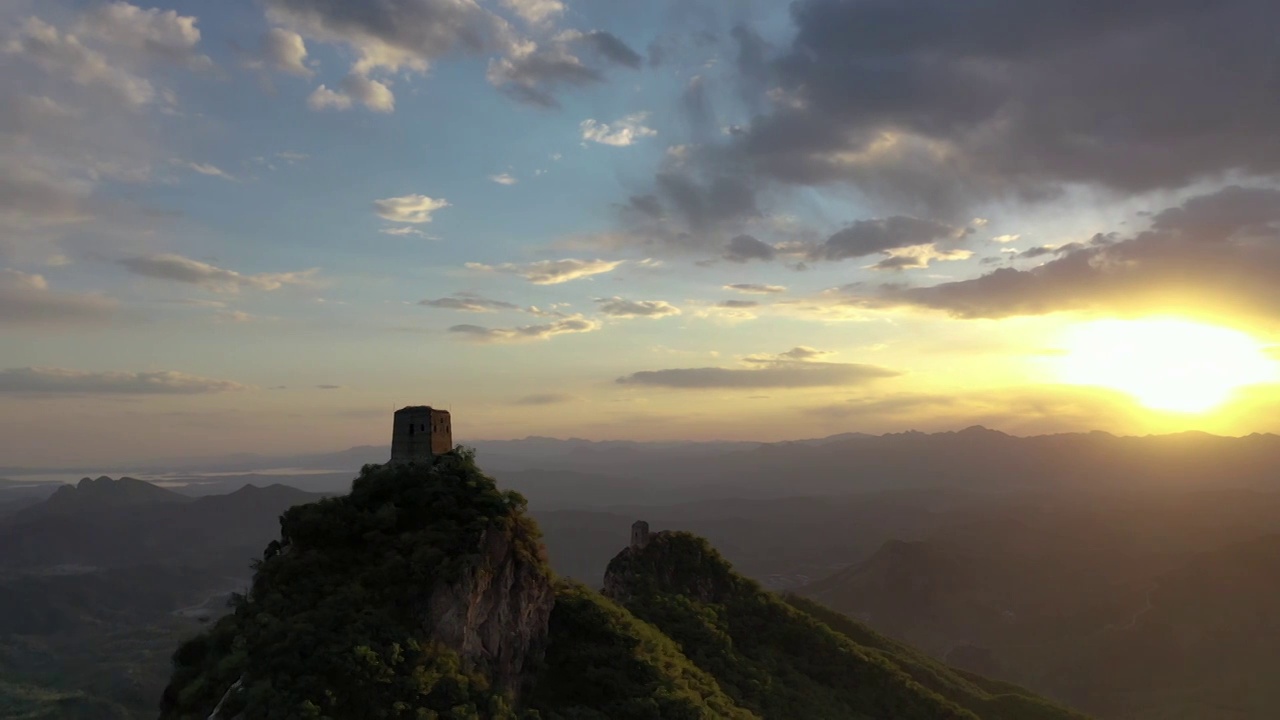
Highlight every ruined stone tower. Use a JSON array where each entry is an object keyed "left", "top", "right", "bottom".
[
  {"left": 390, "top": 406, "right": 452, "bottom": 463},
  {"left": 630, "top": 520, "right": 650, "bottom": 550}
]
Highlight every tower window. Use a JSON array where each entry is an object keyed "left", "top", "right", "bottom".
[{"left": 407, "top": 423, "right": 414, "bottom": 435}]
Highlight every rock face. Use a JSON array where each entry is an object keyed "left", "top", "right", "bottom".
[
  {"left": 422, "top": 525, "right": 555, "bottom": 695},
  {"left": 603, "top": 530, "right": 739, "bottom": 606}
]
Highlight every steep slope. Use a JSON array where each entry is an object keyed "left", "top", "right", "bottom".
[
  {"left": 603, "top": 530, "right": 1088, "bottom": 720},
  {"left": 525, "top": 581, "right": 757, "bottom": 720},
  {"left": 161, "top": 453, "right": 555, "bottom": 719},
  {"left": 159, "top": 453, "right": 1087, "bottom": 719}
]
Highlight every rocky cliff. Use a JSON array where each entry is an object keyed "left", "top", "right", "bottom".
[{"left": 159, "top": 452, "right": 555, "bottom": 719}]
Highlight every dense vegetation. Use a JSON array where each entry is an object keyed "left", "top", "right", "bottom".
[
  {"left": 161, "top": 452, "right": 543, "bottom": 720},
  {"left": 525, "top": 581, "right": 756, "bottom": 720},
  {"left": 604, "top": 532, "right": 1087, "bottom": 720},
  {"left": 158, "top": 453, "right": 1086, "bottom": 719}
]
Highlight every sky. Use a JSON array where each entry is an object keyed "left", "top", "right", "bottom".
[{"left": 4, "top": 0, "right": 1280, "bottom": 466}]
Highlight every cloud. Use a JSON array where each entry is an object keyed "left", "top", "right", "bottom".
[
  {"left": 992, "top": 234, "right": 1021, "bottom": 244},
  {"left": 724, "top": 283, "right": 786, "bottom": 294},
  {"left": 420, "top": 293, "right": 520, "bottom": 312},
  {"left": 308, "top": 74, "right": 395, "bottom": 112},
  {"left": 373, "top": 194, "right": 450, "bottom": 223},
  {"left": 261, "top": 27, "right": 311, "bottom": 76},
  {"left": 717, "top": 0, "right": 1280, "bottom": 211},
  {"left": 315, "top": 384, "right": 343, "bottom": 390},
  {"left": 869, "top": 244, "right": 973, "bottom": 271},
  {"left": 748, "top": 346, "right": 835, "bottom": 362},
  {"left": 501, "top": 0, "right": 564, "bottom": 25},
  {"left": 75, "top": 2, "right": 211, "bottom": 70},
  {"left": 580, "top": 112, "right": 656, "bottom": 147},
  {"left": 723, "top": 234, "right": 776, "bottom": 263},
  {"left": 380, "top": 226, "right": 435, "bottom": 239},
  {"left": 489, "top": 172, "right": 518, "bottom": 185},
  {"left": 214, "top": 310, "right": 255, "bottom": 323},
  {"left": 0, "top": 268, "right": 117, "bottom": 327},
  {"left": 118, "top": 254, "right": 318, "bottom": 293},
  {"left": 595, "top": 297, "right": 681, "bottom": 318},
  {"left": 513, "top": 392, "right": 574, "bottom": 405},
  {"left": 487, "top": 30, "right": 642, "bottom": 108},
  {"left": 268, "top": 0, "right": 640, "bottom": 111},
  {"left": 6, "top": 17, "right": 157, "bottom": 108},
  {"left": 617, "top": 351, "right": 899, "bottom": 389},
  {"left": 854, "top": 185, "right": 1280, "bottom": 320},
  {"left": 0, "top": 367, "right": 246, "bottom": 395},
  {"left": 449, "top": 315, "right": 600, "bottom": 342},
  {"left": 813, "top": 216, "right": 964, "bottom": 261},
  {"left": 182, "top": 162, "right": 237, "bottom": 182},
  {"left": 465, "top": 258, "right": 623, "bottom": 284},
  {"left": 265, "top": 0, "right": 503, "bottom": 77},
  {"left": 718, "top": 299, "right": 758, "bottom": 308}
]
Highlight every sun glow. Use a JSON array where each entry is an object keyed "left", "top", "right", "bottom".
[{"left": 1055, "top": 318, "right": 1277, "bottom": 413}]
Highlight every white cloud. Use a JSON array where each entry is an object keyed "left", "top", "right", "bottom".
[
  {"left": 595, "top": 297, "right": 681, "bottom": 318},
  {"left": 489, "top": 172, "right": 518, "bottom": 185},
  {"left": 868, "top": 244, "right": 974, "bottom": 271},
  {"left": 373, "top": 194, "right": 450, "bottom": 223},
  {"left": 992, "top": 234, "right": 1021, "bottom": 243},
  {"left": 465, "top": 258, "right": 623, "bottom": 284},
  {"left": 580, "top": 112, "right": 656, "bottom": 146},
  {"left": 380, "top": 226, "right": 436, "bottom": 239},
  {"left": 307, "top": 75, "right": 395, "bottom": 112},
  {"left": 118, "top": 254, "right": 318, "bottom": 293},
  {"left": 307, "top": 84, "right": 351, "bottom": 110},
  {"left": 0, "top": 366, "right": 247, "bottom": 395},
  {"left": 262, "top": 27, "right": 311, "bottom": 76},
  {"left": 181, "top": 161, "right": 237, "bottom": 182},
  {"left": 75, "top": 2, "right": 211, "bottom": 70}
]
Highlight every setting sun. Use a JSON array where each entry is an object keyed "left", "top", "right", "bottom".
[{"left": 1055, "top": 319, "right": 1277, "bottom": 413}]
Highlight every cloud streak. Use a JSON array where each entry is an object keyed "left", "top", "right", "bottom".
[
  {"left": 0, "top": 367, "right": 247, "bottom": 395},
  {"left": 466, "top": 258, "right": 623, "bottom": 284},
  {"left": 118, "top": 254, "right": 318, "bottom": 293}
]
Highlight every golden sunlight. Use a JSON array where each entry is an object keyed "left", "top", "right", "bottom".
[{"left": 1054, "top": 318, "right": 1277, "bottom": 413}]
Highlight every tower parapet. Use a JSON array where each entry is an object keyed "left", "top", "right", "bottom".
[{"left": 390, "top": 406, "right": 452, "bottom": 463}]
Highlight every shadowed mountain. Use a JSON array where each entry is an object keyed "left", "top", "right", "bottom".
[{"left": 16, "top": 477, "right": 190, "bottom": 521}]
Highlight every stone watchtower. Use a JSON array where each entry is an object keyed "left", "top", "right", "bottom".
[
  {"left": 390, "top": 406, "right": 452, "bottom": 463},
  {"left": 630, "top": 520, "right": 650, "bottom": 550}
]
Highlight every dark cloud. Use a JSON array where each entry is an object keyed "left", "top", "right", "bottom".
[
  {"left": 812, "top": 216, "right": 961, "bottom": 261},
  {"left": 581, "top": 31, "right": 642, "bottom": 69},
  {"left": 720, "top": 0, "right": 1280, "bottom": 212},
  {"left": 513, "top": 393, "right": 574, "bottom": 405},
  {"left": 449, "top": 315, "right": 600, "bottom": 343},
  {"left": 718, "top": 299, "right": 758, "bottom": 308},
  {"left": 488, "top": 30, "right": 642, "bottom": 108},
  {"left": 858, "top": 185, "right": 1280, "bottom": 320},
  {"left": 315, "top": 384, "right": 343, "bottom": 390},
  {"left": 723, "top": 234, "right": 776, "bottom": 263},
  {"left": 655, "top": 171, "right": 758, "bottom": 235},
  {"left": 724, "top": 283, "right": 786, "bottom": 294},
  {"left": 420, "top": 293, "right": 520, "bottom": 312},
  {"left": 0, "top": 367, "right": 246, "bottom": 394},
  {"left": 617, "top": 359, "right": 899, "bottom": 389}
]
